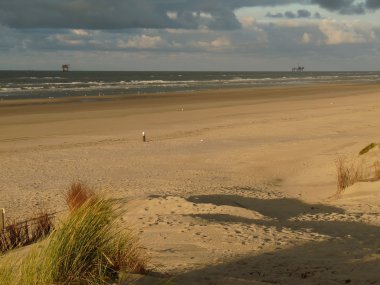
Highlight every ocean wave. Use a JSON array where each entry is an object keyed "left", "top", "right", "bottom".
[
  {"left": 23, "top": 87, "right": 45, "bottom": 90},
  {"left": 1, "top": 71, "right": 380, "bottom": 99},
  {"left": 230, "top": 77, "right": 272, "bottom": 82},
  {"left": 0, "top": 87, "right": 23, "bottom": 92},
  {"left": 42, "top": 77, "right": 64, "bottom": 80}
]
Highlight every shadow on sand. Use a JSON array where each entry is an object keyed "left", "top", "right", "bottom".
[
  {"left": 187, "top": 194, "right": 345, "bottom": 220},
  {"left": 135, "top": 193, "right": 380, "bottom": 284}
]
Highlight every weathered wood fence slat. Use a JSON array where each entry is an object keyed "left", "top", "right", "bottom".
[{"left": 0, "top": 212, "right": 55, "bottom": 253}]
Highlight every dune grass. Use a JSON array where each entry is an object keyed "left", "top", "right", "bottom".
[
  {"left": 65, "top": 181, "right": 94, "bottom": 211},
  {"left": 335, "top": 154, "right": 380, "bottom": 196},
  {"left": 373, "top": 161, "right": 380, "bottom": 181},
  {"left": 335, "top": 156, "right": 365, "bottom": 195},
  {"left": 0, "top": 193, "right": 147, "bottom": 285},
  {"left": 0, "top": 262, "right": 13, "bottom": 283}
]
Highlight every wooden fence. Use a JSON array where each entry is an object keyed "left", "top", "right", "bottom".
[{"left": 0, "top": 211, "right": 55, "bottom": 253}]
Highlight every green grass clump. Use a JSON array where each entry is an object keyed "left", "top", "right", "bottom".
[
  {"left": 1, "top": 195, "right": 147, "bottom": 285},
  {"left": 0, "top": 265, "right": 13, "bottom": 284}
]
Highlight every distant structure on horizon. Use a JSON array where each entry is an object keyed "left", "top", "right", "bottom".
[
  {"left": 292, "top": 65, "right": 304, "bottom": 72},
  {"left": 62, "top": 64, "right": 70, "bottom": 72}
]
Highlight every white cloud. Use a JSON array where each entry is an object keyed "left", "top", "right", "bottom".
[
  {"left": 319, "top": 19, "right": 376, "bottom": 45},
  {"left": 118, "top": 34, "right": 164, "bottom": 49},
  {"left": 302, "top": 32, "right": 312, "bottom": 43},
  {"left": 166, "top": 11, "right": 177, "bottom": 20},
  {"left": 165, "top": 28, "right": 211, "bottom": 35},
  {"left": 277, "top": 19, "right": 317, "bottom": 28},
  {"left": 239, "top": 16, "right": 257, "bottom": 28},
  {"left": 195, "top": 36, "right": 231, "bottom": 50},
  {"left": 48, "top": 34, "right": 85, "bottom": 46},
  {"left": 71, "top": 29, "right": 89, "bottom": 36}
]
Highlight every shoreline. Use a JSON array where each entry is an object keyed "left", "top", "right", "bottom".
[{"left": 1, "top": 82, "right": 379, "bottom": 114}]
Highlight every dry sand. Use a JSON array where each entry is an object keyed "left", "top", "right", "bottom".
[{"left": 1, "top": 83, "right": 380, "bottom": 284}]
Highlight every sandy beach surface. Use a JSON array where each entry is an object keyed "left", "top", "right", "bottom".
[{"left": 1, "top": 83, "right": 380, "bottom": 284}]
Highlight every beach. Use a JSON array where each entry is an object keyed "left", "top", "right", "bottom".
[{"left": 1, "top": 83, "right": 380, "bottom": 284}]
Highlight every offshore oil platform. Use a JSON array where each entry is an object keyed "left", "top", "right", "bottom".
[
  {"left": 292, "top": 65, "right": 304, "bottom": 72},
  {"left": 62, "top": 64, "right": 70, "bottom": 72}
]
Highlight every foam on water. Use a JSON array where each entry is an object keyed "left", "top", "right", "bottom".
[{"left": 0, "top": 71, "right": 379, "bottom": 100}]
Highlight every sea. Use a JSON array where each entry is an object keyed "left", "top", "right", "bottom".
[{"left": 1, "top": 71, "right": 379, "bottom": 100}]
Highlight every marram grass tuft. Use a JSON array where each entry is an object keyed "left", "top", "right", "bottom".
[{"left": 0, "top": 195, "right": 147, "bottom": 285}]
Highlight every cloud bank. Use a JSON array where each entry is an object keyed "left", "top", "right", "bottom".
[
  {"left": 1, "top": 0, "right": 379, "bottom": 31},
  {"left": 0, "top": 0, "right": 302, "bottom": 30}
]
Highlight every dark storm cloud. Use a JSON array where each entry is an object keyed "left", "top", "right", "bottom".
[
  {"left": 311, "top": 0, "right": 356, "bottom": 10},
  {"left": 310, "top": 0, "right": 377, "bottom": 14},
  {"left": 0, "top": 0, "right": 304, "bottom": 30},
  {"left": 0, "top": 0, "right": 173, "bottom": 29},
  {"left": 1, "top": 0, "right": 379, "bottom": 31},
  {"left": 266, "top": 12, "right": 285, "bottom": 18},
  {"left": 285, "top": 11, "right": 296, "bottom": 18},
  {"left": 267, "top": 9, "right": 313, "bottom": 19},
  {"left": 366, "top": 0, "right": 380, "bottom": 9},
  {"left": 0, "top": 0, "right": 379, "bottom": 32},
  {"left": 297, "top": 9, "right": 312, "bottom": 18}
]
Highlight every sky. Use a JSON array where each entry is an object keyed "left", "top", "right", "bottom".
[{"left": 0, "top": 0, "right": 380, "bottom": 71}]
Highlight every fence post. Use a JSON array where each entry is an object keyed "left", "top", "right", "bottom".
[{"left": 0, "top": 208, "right": 5, "bottom": 231}]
